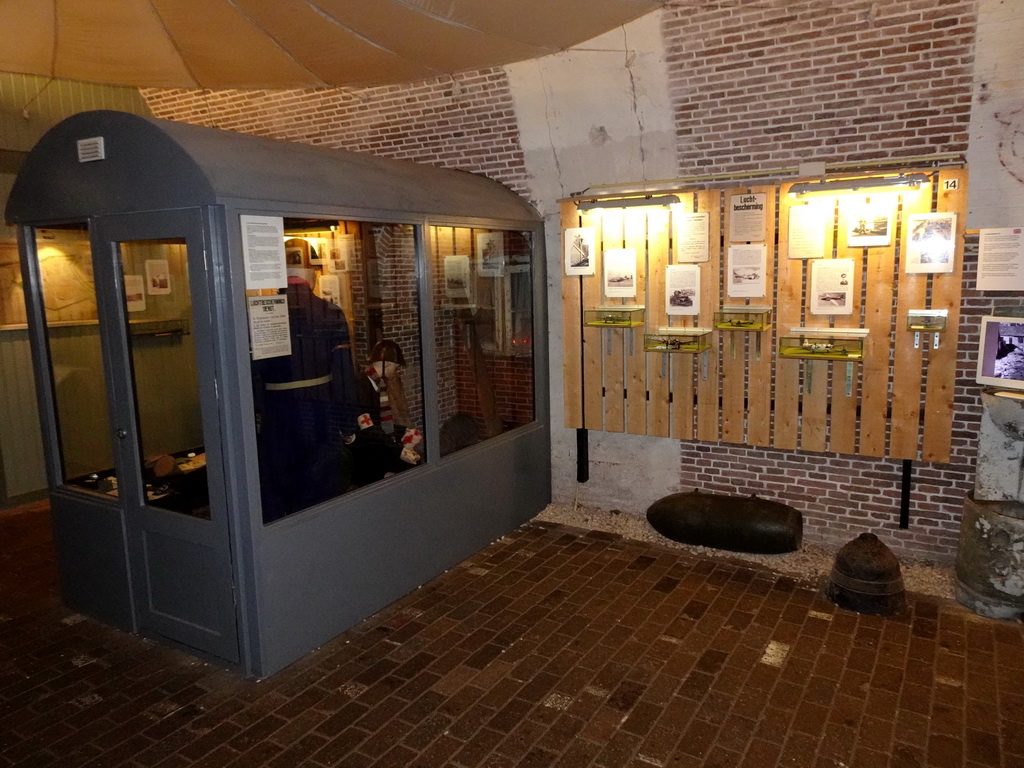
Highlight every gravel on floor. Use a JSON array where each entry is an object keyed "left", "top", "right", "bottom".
[{"left": 534, "top": 502, "right": 957, "bottom": 601}]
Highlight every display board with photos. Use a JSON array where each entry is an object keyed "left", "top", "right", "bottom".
[{"left": 560, "top": 167, "right": 968, "bottom": 462}]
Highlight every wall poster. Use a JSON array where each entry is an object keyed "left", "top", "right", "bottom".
[
  {"left": 727, "top": 244, "right": 767, "bottom": 298},
  {"left": 444, "top": 255, "right": 473, "bottom": 301},
  {"left": 810, "top": 258, "right": 854, "bottom": 315},
  {"left": 564, "top": 227, "right": 595, "bottom": 276},
  {"left": 124, "top": 274, "right": 146, "bottom": 312},
  {"left": 978, "top": 227, "right": 1024, "bottom": 290},
  {"left": 673, "top": 211, "right": 710, "bottom": 262},
  {"left": 247, "top": 295, "right": 292, "bottom": 360},
  {"left": 240, "top": 214, "right": 287, "bottom": 290},
  {"left": 326, "top": 233, "right": 354, "bottom": 273},
  {"left": 905, "top": 212, "right": 957, "bottom": 274},
  {"left": 665, "top": 264, "right": 700, "bottom": 316},
  {"left": 729, "top": 193, "right": 767, "bottom": 242},
  {"left": 604, "top": 248, "right": 637, "bottom": 298},
  {"left": 145, "top": 259, "right": 171, "bottom": 295},
  {"left": 787, "top": 202, "right": 829, "bottom": 259}
]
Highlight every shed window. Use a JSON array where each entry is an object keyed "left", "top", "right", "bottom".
[
  {"left": 430, "top": 227, "right": 535, "bottom": 455},
  {"left": 250, "top": 220, "right": 424, "bottom": 523}
]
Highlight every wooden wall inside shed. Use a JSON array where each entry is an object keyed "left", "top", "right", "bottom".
[{"left": 560, "top": 169, "right": 968, "bottom": 463}]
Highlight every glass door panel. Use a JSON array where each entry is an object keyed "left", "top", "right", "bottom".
[
  {"left": 118, "top": 239, "right": 210, "bottom": 518},
  {"left": 33, "top": 224, "right": 116, "bottom": 488}
]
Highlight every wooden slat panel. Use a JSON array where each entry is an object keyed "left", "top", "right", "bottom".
[
  {"left": 831, "top": 196, "right": 861, "bottom": 455},
  {"left": 561, "top": 202, "right": 584, "bottom": 428},
  {"left": 669, "top": 193, "right": 697, "bottom": 441},
  {"left": 859, "top": 202, "right": 899, "bottom": 458},
  {"left": 696, "top": 189, "right": 722, "bottom": 442},
  {"left": 454, "top": 227, "right": 472, "bottom": 257},
  {"left": 890, "top": 179, "right": 935, "bottom": 459},
  {"left": 922, "top": 168, "right": 968, "bottom": 462},
  {"left": 624, "top": 210, "right": 649, "bottom": 435},
  {"left": 720, "top": 187, "right": 749, "bottom": 444},
  {"left": 582, "top": 211, "right": 605, "bottom": 430},
  {"left": 600, "top": 213, "right": 626, "bottom": 433},
  {"left": 774, "top": 185, "right": 803, "bottom": 450},
  {"left": 801, "top": 358, "right": 829, "bottom": 452},
  {"left": 646, "top": 207, "right": 671, "bottom": 438},
  {"left": 747, "top": 186, "right": 776, "bottom": 447}
]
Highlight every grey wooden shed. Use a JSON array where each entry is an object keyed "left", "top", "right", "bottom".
[{"left": 5, "top": 110, "right": 549, "bottom": 677}]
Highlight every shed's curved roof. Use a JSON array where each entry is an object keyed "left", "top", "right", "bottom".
[{"left": 6, "top": 110, "right": 538, "bottom": 224}]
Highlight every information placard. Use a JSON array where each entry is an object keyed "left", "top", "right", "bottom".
[
  {"left": 241, "top": 215, "right": 287, "bottom": 290},
  {"left": 978, "top": 227, "right": 1024, "bottom": 291},
  {"left": 247, "top": 296, "right": 291, "bottom": 360}
]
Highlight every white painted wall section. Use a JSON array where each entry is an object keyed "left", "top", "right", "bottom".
[
  {"left": 506, "top": 9, "right": 682, "bottom": 515},
  {"left": 966, "top": 0, "right": 1024, "bottom": 229}
]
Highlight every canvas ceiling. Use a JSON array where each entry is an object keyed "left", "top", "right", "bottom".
[{"left": 0, "top": 0, "right": 666, "bottom": 89}]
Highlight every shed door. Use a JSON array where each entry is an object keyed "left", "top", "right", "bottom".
[{"left": 93, "top": 210, "right": 238, "bottom": 664}]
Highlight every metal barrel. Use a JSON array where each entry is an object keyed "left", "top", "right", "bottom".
[{"left": 954, "top": 493, "right": 1024, "bottom": 620}]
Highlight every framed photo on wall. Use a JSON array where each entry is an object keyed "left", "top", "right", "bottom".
[
  {"left": 444, "top": 254, "right": 473, "bottom": 301},
  {"left": 564, "top": 227, "right": 596, "bottom": 275},
  {"left": 476, "top": 231, "right": 505, "bottom": 277},
  {"left": 666, "top": 264, "right": 700, "bottom": 316},
  {"left": 846, "top": 196, "right": 895, "bottom": 248},
  {"left": 905, "top": 212, "right": 957, "bottom": 274},
  {"left": 604, "top": 248, "right": 637, "bottom": 298},
  {"left": 810, "top": 258, "right": 854, "bottom": 315}
]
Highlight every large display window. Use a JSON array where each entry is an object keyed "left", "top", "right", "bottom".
[
  {"left": 430, "top": 226, "right": 535, "bottom": 455},
  {"left": 250, "top": 219, "right": 425, "bottom": 523}
]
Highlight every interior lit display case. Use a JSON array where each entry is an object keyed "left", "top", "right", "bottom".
[
  {"left": 906, "top": 309, "right": 948, "bottom": 332},
  {"left": 644, "top": 326, "right": 713, "bottom": 353},
  {"left": 714, "top": 306, "right": 773, "bottom": 332},
  {"left": 584, "top": 305, "right": 646, "bottom": 328},
  {"left": 778, "top": 328, "right": 869, "bottom": 360}
]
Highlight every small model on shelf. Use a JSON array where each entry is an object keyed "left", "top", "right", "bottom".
[
  {"left": 584, "top": 305, "right": 646, "bottom": 328},
  {"left": 906, "top": 309, "right": 948, "bottom": 332},
  {"left": 714, "top": 306, "right": 772, "bottom": 332},
  {"left": 644, "top": 326, "right": 712, "bottom": 353},
  {"left": 778, "top": 328, "right": 868, "bottom": 361}
]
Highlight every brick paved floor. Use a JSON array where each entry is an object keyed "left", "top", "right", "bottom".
[{"left": 1, "top": 502, "right": 1023, "bottom": 768}]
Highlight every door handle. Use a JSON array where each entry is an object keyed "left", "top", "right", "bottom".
[{"left": 116, "top": 428, "right": 128, "bottom": 440}]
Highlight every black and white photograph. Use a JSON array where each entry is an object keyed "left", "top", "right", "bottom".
[
  {"left": 846, "top": 198, "right": 894, "bottom": 247},
  {"left": 476, "top": 231, "right": 505, "bottom": 277},
  {"left": 145, "top": 258, "right": 171, "bottom": 295},
  {"left": 993, "top": 322, "right": 1024, "bottom": 380},
  {"left": 810, "top": 258, "right": 854, "bottom": 315},
  {"left": 564, "top": 227, "right": 596, "bottom": 275},
  {"left": 444, "top": 254, "right": 472, "bottom": 301},
  {"left": 905, "top": 211, "right": 957, "bottom": 274},
  {"left": 665, "top": 264, "right": 700, "bottom": 316},
  {"left": 604, "top": 248, "right": 637, "bottom": 298},
  {"left": 726, "top": 244, "right": 767, "bottom": 298}
]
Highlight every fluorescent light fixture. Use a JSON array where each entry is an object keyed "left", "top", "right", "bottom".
[
  {"left": 790, "top": 173, "right": 929, "bottom": 196},
  {"left": 577, "top": 194, "right": 681, "bottom": 211}
]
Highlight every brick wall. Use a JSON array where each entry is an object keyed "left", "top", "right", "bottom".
[
  {"left": 662, "top": 0, "right": 983, "bottom": 564},
  {"left": 663, "top": 0, "right": 978, "bottom": 172},
  {"left": 141, "top": 68, "right": 529, "bottom": 195},
  {"left": 143, "top": 0, "right": 995, "bottom": 563}
]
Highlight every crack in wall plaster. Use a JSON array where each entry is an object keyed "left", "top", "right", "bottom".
[
  {"left": 537, "top": 61, "right": 565, "bottom": 198},
  {"left": 622, "top": 26, "right": 647, "bottom": 181}
]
